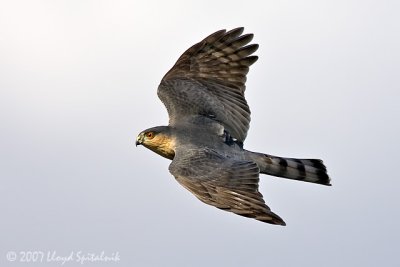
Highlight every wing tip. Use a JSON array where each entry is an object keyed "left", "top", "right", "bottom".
[{"left": 256, "top": 214, "right": 286, "bottom": 226}]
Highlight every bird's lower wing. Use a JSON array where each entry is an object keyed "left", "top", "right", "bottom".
[{"left": 169, "top": 147, "right": 286, "bottom": 225}]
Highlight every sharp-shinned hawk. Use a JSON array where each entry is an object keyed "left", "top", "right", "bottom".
[{"left": 136, "top": 27, "right": 331, "bottom": 225}]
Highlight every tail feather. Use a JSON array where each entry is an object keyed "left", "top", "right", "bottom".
[{"left": 246, "top": 152, "right": 331, "bottom": 186}]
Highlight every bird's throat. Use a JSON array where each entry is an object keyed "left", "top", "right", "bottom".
[{"left": 144, "top": 138, "right": 176, "bottom": 160}]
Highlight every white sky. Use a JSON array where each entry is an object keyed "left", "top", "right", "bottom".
[{"left": 1, "top": 1, "right": 399, "bottom": 266}]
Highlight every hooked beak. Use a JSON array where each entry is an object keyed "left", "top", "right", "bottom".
[{"left": 136, "top": 133, "right": 144, "bottom": 147}]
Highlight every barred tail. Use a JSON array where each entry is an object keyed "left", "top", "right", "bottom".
[{"left": 246, "top": 152, "right": 331, "bottom": 186}]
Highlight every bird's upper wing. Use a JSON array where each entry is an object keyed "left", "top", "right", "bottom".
[
  {"left": 158, "top": 27, "right": 258, "bottom": 143},
  {"left": 169, "top": 147, "right": 285, "bottom": 225}
]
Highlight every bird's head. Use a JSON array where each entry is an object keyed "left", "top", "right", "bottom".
[{"left": 136, "top": 126, "right": 175, "bottom": 160}]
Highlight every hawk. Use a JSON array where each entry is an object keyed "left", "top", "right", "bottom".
[{"left": 136, "top": 27, "right": 331, "bottom": 225}]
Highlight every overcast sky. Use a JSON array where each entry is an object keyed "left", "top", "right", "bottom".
[{"left": 1, "top": 1, "right": 399, "bottom": 266}]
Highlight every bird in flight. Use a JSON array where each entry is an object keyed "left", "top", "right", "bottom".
[{"left": 136, "top": 27, "right": 331, "bottom": 225}]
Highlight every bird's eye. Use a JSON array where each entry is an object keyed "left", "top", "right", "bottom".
[{"left": 145, "top": 132, "right": 154, "bottom": 139}]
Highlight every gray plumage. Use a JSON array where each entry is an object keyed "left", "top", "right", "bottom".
[{"left": 136, "top": 27, "right": 331, "bottom": 225}]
